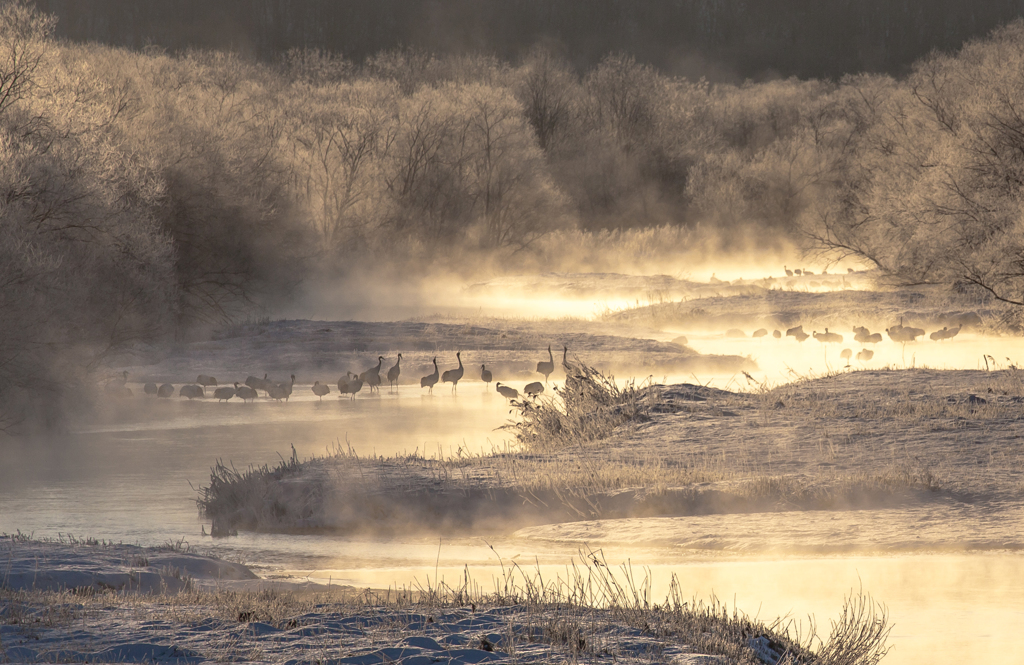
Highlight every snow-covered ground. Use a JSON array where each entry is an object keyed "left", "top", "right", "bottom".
[
  {"left": 1, "top": 537, "right": 784, "bottom": 664},
  {"left": 0, "top": 538, "right": 255, "bottom": 595},
  {"left": 4, "top": 537, "right": 1022, "bottom": 664}
]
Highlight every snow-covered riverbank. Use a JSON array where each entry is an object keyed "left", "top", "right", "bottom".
[{"left": 1, "top": 536, "right": 835, "bottom": 664}]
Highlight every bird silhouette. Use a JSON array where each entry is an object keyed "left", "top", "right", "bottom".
[
  {"left": 196, "top": 375, "right": 218, "bottom": 387},
  {"left": 311, "top": 381, "right": 330, "bottom": 401},
  {"left": 179, "top": 384, "right": 204, "bottom": 400},
  {"left": 420, "top": 357, "right": 439, "bottom": 394},
  {"left": 245, "top": 373, "right": 268, "bottom": 395},
  {"left": 480, "top": 364, "right": 492, "bottom": 387},
  {"left": 236, "top": 383, "right": 257, "bottom": 402},
  {"left": 524, "top": 381, "right": 544, "bottom": 397},
  {"left": 144, "top": 382, "right": 158, "bottom": 396},
  {"left": 387, "top": 354, "right": 402, "bottom": 392},
  {"left": 888, "top": 319, "right": 924, "bottom": 343},
  {"left": 854, "top": 326, "right": 884, "bottom": 344},
  {"left": 496, "top": 382, "right": 519, "bottom": 400},
  {"left": 930, "top": 325, "right": 962, "bottom": 341},
  {"left": 157, "top": 383, "right": 174, "bottom": 398},
  {"left": 361, "top": 356, "right": 384, "bottom": 393},
  {"left": 786, "top": 325, "right": 810, "bottom": 342},
  {"left": 338, "top": 372, "right": 358, "bottom": 399},
  {"left": 268, "top": 377, "right": 293, "bottom": 402},
  {"left": 277, "top": 375, "right": 296, "bottom": 401},
  {"left": 536, "top": 345, "right": 555, "bottom": 383},
  {"left": 213, "top": 384, "right": 236, "bottom": 401},
  {"left": 813, "top": 328, "right": 843, "bottom": 344},
  {"left": 441, "top": 352, "right": 464, "bottom": 393},
  {"left": 346, "top": 372, "right": 364, "bottom": 399}
]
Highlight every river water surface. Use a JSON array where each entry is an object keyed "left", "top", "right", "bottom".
[{"left": 2, "top": 370, "right": 1022, "bottom": 663}]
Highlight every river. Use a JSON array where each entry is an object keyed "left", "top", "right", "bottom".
[{"left": 1, "top": 381, "right": 1021, "bottom": 664}]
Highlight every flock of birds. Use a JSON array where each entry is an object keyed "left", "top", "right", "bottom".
[
  {"left": 107, "top": 346, "right": 568, "bottom": 403},
  {"left": 105, "top": 261, "right": 978, "bottom": 402},
  {"left": 739, "top": 318, "right": 967, "bottom": 365},
  {"left": 108, "top": 310, "right": 973, "bottom": 401}
]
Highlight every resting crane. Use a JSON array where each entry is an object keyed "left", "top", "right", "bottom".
[{"left": 496, "top": 383, "right": 519, "bottom": 400}]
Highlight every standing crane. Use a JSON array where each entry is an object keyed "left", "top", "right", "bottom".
[
  {"left": 420, "top": 358, "right": 439, "bottom": 394},
  {"left": 536, "top": 345, "right": 555, "bottom": 383},
  {"left": 441, "top": 352, "right": 464, "bottom": 393},
  {"left": 387, "top": 354, "right": 402, "bottom": 392},
  {"left": 361, "top": 356, "right": 384, "bottom": 393}
]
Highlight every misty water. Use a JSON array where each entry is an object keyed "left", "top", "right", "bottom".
[
  {"left": 680, "top": 330, "right": 1024, "bottom": 388},
  {"left": 2, "top": 331, "right": 1022, "bottom": 663}
]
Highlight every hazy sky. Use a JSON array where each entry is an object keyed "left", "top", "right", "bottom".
[{"left": 36, "top": 0, "right": 1024, "bottom": 80}]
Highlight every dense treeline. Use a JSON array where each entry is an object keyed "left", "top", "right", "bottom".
[
  {"left": 34, "top": 0, "right": 1024, "bottom": 81},
  {"left": 4, "top": 0, "right": 1024, "bottom": 429}
]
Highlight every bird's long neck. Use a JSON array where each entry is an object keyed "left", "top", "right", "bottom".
[
  {"left": 376, "top": 357, "right": 382, "bottom": 370},
  {"left": 457, "top": 354, "right": 463, "bottom": 369},
  {"left": 548, "top": 347, "right": 553, "bottom": 362}
]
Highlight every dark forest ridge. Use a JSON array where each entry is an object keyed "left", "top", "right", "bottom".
[{"left": 36, "top": 0, "right": 1024, "bottom": 80}]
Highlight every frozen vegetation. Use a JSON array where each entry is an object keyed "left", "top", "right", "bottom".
[
  {"left": 196, "top": 362, "right": 1024, "bottom": 551},
  {"left": 1, "top": 535, "right": 891, "bottom": 664}
]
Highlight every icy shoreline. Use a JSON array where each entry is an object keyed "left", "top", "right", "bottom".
[{"left": 1, "top": 536, "right": 843, "bottom": 664}]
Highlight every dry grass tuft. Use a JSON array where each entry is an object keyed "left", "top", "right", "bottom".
[
  {"left": 504, "top": 356, "right": 660, "bottom": 452},
  {"left": 196, "top": 445, "right": 327, "bottom": 536}
]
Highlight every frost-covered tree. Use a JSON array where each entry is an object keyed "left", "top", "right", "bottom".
[
  {"left": 0, "top": 6, "right": 176, "bottom": 428},
  {"left": 381, "top": 83, "right": 566, "bottom": 253},
  {"left": 284, "top": 80, "right": 398, "bottom": 252},
  {"left": 810, "top": 22, "right": 1024, "bottom": 307}
]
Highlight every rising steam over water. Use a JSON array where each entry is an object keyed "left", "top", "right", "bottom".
[{"left": 5, "top": 3, "right": 1024, "bottom": 663}]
